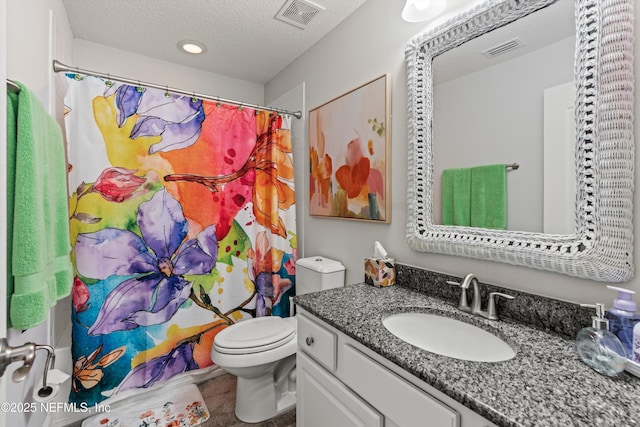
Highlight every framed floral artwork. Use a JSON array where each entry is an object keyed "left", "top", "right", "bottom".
[{"left": 309, "top": 74, "right": 391, "bottom": 222}]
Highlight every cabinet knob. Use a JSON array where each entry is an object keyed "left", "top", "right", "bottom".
[{"left": 305, "top": 336, "right": 314, "bottom": 346}]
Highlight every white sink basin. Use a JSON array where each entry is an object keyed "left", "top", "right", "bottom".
[{"left": 383, "top": 312, "right": 516, "bottom": 362}]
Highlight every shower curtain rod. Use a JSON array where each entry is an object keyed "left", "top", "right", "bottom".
[{"left": 52, "top": 60, "right": 302, "bottom": 119}]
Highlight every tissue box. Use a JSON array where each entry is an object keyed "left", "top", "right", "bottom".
[{"left": 364, "top": 258, "right": 396, "bottom": 287}]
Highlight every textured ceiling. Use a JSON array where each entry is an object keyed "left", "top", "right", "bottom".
[{"left": 62, "top": 0, "right": 368, "bottom": 84}]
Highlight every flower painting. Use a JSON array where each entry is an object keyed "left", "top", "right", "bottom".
[{"left": 309, "top": 74, "right": 390, "bottom": 222}]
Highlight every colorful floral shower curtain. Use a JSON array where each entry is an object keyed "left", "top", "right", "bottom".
[{"left": 63, "top": 74, "right": 297, "bottom": 406}]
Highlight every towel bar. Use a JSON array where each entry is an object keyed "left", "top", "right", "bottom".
[{"left": 6, "top": 79, "right": 20, "bottom": 93}]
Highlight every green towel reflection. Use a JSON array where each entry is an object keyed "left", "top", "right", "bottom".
[
  {"left": 441, "top": 168, "right": 471, "bottom": 226},
  {"left": 442, "top": 164, "right": 507, "bottom": 229}
]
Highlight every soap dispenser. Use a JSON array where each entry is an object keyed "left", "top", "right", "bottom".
[
  {"left": 606, "top": 285, "right": 639, "bottom": 358},
  {"left": 576, "top": 303, "right": 627, "bottom": 377}
]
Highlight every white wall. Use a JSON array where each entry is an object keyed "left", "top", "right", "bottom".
[
  {"left": 265, "top": 0, "right": 640, "bottom": 305},
  {"left": 72, "top": 39, "right": 265, "bottom": 105}
]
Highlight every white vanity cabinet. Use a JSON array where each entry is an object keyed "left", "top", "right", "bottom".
[
  {"left": 297, "top": 313, "right": 383, "bottom": 426},
  {"left": 296, "top": 309, "right": 498, "bottom": 427}
]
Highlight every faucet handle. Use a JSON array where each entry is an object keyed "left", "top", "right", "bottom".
[
  {"left": 447, "top": 280, "right": 470, "bottom": 312},
  {"left": 485, "top": 292, "right": 515, "bottom": 320}
]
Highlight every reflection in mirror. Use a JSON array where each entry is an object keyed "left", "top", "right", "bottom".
[
  {"left": 405, "top": 0, "right": 635, "bottom": 282},
  {"left": 432, "top": 0, "right": 575, "bottom": 233}
]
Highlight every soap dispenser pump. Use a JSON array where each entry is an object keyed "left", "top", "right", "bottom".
[{"left": 576, "top": 303, "right": 627, "bottom": 377}]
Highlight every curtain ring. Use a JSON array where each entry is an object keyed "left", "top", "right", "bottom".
[
  {"left": 136, "top": 81, "right": 144, "bottom": 93},
  {"left": 164, "top": 85, "right": 171, "bottom": 98},
  {"left": 191, "top": 91, "right": 198, "bottom": 103},
  {"left": 74, "top": 67, "right": 83, "bottom": 81},
  {"left": 105, "top": 73, "right": 114, "bottom": 87}
]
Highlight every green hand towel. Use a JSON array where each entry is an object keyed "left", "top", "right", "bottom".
[
  {"left": 442, "top": 168, "right": 471, "bottom": 226},
  {"left": 6, "top": 81, "right": 73, "bottom": 330},
  {"left": 470, "top": 164, "right": 507, "bottom": 229}
]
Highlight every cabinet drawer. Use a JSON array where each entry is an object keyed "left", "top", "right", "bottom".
[
  {"left": 342, "top": 344, "right": 460, "bottom": 427},
  {"left": 297, "top": 313, "right": 337, "bottom": 371}
]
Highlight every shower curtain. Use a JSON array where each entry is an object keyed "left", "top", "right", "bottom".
[{"left": 63, "top": 74, "right": 297, "bottom": 406}]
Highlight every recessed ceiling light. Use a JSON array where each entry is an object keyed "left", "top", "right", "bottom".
[
  {"left": 402, "top": 0, "right": 447, "bottom": 22},
  {"left": 178, "top": 40, "right": 207, "bottom": 55}
]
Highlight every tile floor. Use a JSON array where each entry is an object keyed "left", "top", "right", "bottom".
[
  {"left": 65, "top": 374, "right": 295, "bottom": 427},
  {"left": 199, "top": 374, "right": 296, "bottom": 427}
]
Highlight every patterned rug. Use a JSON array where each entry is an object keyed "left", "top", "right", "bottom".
[{"left": 81, "top": 383, "right": 209, "bottom": 427}]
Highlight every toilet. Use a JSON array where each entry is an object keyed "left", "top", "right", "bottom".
[{"left": 211, "top": 256, "right": 346, "bottom": 423}]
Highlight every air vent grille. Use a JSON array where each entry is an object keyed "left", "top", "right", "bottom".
[
  {"left": 275, "top": 0, "right": 324, "bottom": 29},
  {"left": 482, "top": 38, "right": 526, "bottom": 58}
]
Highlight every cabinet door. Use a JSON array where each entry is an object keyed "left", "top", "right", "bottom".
[
  {"left": 342, "top": 344, "right": 459, "bottom": 427},
  {"left": 297, "top": 352, "right": 383, "bottom": 427}
]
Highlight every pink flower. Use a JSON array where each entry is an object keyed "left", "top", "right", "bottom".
[
  {"left": 72, "top": 276, "right": 90, "bottom": 313},
  {"left": 284, "top": 248, "right": 297, "bottom": 276},
  {"left": 92, "top": 167, "right": 147, "bottom": 203}
]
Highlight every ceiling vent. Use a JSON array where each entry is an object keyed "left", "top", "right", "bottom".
[
  {"left": 482, "top": 38, "right": 526, "bottom": 58},
  {"left": 275, "top": 0, "right": 325, "bottom": 29}
]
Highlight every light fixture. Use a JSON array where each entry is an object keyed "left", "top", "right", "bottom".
[
  {"left": 402, "top": 0, "right": 447, "bottom": 22},
  {"left": 177, "top": 40, "right": 207, "bottom": 55}
]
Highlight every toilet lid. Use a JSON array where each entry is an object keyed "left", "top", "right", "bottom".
[{"left": 214, "top": 316, "right": 296, "bottom": 355}]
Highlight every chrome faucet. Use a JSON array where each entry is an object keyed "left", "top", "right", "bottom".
[
  {"left": 0, "top": 338, "right": 56, "bottom": 397},
  {"left": 447, "top": 274, "right": 515, "bottom": 320},
  {"left": 0, "top": 338, "right": 36, "bottom": 381},
  {"left": 447, "top": 273, "right": 481, "bottom": 314}
]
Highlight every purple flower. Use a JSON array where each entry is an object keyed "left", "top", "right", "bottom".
[
  {"left": 246, "top": 232, "right": 279, "bottom": 317},
  {"left": 116, "top": 341, "right": 198, "bottom": 392},
  {"left": 105, "top": 83, "right": 205, "bottom": 154},
  {"left": 74, "top": 189, "right": 218, "bottom": 335},
  {"left": 254, "top": 272, "right": 274, "bottom": 317}
]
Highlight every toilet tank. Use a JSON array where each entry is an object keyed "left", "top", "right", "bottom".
[{"left": 296, "top": 256, "right": 345, "bottom": 295}]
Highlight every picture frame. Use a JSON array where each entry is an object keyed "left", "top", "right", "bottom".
[{"left": 308, "top": 74, "right": 391, "bottom": 222}]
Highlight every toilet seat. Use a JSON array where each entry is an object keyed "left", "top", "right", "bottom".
[{"left": 214, "top": 316, "right": 296, "bottom": 355}]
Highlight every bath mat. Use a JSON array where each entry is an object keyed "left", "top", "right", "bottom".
[{"left": 81, "top": 383, "right": 210, "bottom": 427}]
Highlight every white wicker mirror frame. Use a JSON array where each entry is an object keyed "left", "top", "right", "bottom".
[{"left": 406, "top": 0, "right": 635, "bottom": 282}]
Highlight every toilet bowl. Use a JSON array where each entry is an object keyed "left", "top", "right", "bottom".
[
  {"left": 211, "top": 256, "right": 345, "bottom": 423},
  {"left": 211, "top": 316, "right": 298, "bottom": 423}
]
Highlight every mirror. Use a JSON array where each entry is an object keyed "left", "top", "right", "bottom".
[
  {"left": 432, "top": 0, "right": 575, "bottom": 233},
  {"left": 405, "top": 0, "right": 635, "bottom": 282}
]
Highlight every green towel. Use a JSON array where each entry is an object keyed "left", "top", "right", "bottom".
[
  {"left": 441, "top": 168, "right": 471, "bottom": 226},
  {"left": 6, "top": 81, "right": 73, "bottom": 329},
  {"left": 470, "top": 164, "right": 507, "bottom": 229}
]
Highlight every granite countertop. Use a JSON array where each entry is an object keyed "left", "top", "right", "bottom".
[{"left": 294, "top": 283, "right": 640, "bottom": 427}]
